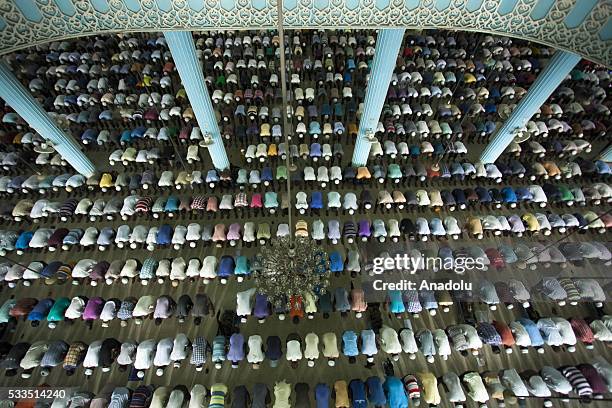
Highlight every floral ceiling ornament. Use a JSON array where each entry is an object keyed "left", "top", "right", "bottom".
[{"left": 0, "top": 0, "right": 608, "bottom": 66}]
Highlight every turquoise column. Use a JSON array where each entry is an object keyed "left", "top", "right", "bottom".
[
  {"left": 0, "top": 62, "right": 95, "bottom": 177},
  {"left": 480, "top": 50, "right": 581, "bottom": 163},
  {"left": 352, "top": 29, "right": 405, "bottom": 167},
  {"left": 600, "top": 145, "right": 612, "bottom": 162},
  {"left": 164, "top": 31, "right": 230, "bottom": 170}
]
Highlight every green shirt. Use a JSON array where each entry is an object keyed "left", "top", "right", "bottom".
[
  {"left": 47, "top": 297, "right": 70, "bottom": 322},
  {"left": 276, "top": 166, "right": 288, "bottom": 180}
]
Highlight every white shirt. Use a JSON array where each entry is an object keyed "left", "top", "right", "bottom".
[
  {"left": 502, "top": 369, "right": 530, "bottom": 397},
  {"left": 120, "top": 259, "right": 138, "bottom": 278},
  {"left": 273, "top": 381, "right": 291, "bottom": 408},
  {"left": 400, "top": 329, "right": 418, "bottom": 354},
  {"left": 434, "top": 329, "right": 452, "bottom": 357},
  {"left": 153, "top": 338, "right": 173, "bottom": 367},
  {"left": 170, "top": 334, "right": 189, "bottom": 362},
  {"left": 380, "top": 326, "right": 402, "bottom": 354},
  {"left": 80, "top": 228, "right": 98, "bottom": 247},
  {"left": 286, "top": 340, "right": 302, "bottom": 361},
  {"left": 166, "top": 390, "right": 185, "bottom": 408},
  {"left": 170, "top": 257, "right": 186, "bottom": 280},
  {"left": 552, "top": 317, "right": 577, "bottom": 345},
  {"left": 134, "top": 339, "right": 156, "bottom": 370},
  {"left": 188, "top": 385, "right": 207, "bottom": 408},
  {"left": 65, "top": 297, "right": 86, "bottom": 319},
  {"left": 20, "top": 341, "right": 48, "bottom": 370},
  {"left": 526, "top": 375, "right": 551, "bottom": 397},
  {"left": 83, "top": 340, "right": 102, "bottom": 368},
  {"left": 322, "top": 332, "right": 339, "bottom": 358},
  {"left": 463, "top": 372, "right": 489, "bottom": 403},
  {"left": 186, "top": 223, "right": 201, "bottom": 241},
  {"left": 133, "top": 296, "right": 155, "bottom": 317},
  {"left": 28, "top": 228, "right": 53, "bottom": 248},
  {"left": 442, "top": 372, "right": 466, "bottom": 402},
  {"left": 236, "top": 288, "right": 256, "bottom": 317},
  {"left": 200, "top": 256, "right": 217, "bottom": 278},
  {"left": 247, "top": 335, "right": 264, "bottom": 364},
  {"left": 73, "top": 259, "right": 96, "bottom": 278},
  {"left": 117, "top": 342, "right": 136, "bottom": 365},
  {"left": 186, "top": 259, "right": 201, "bottom": 278},
  {"left": 150, "top": 387, "right": 169, "bottom": 408},
  {"left": 510, "top": 321, "right": 532, "bottom": 347},
  {"left": 304, "top": 333, "right": 320, "bottom": 360}
]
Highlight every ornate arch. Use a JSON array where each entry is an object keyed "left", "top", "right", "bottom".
[{"left": 0, "top": 0, "right": 609, "bottom": 66}]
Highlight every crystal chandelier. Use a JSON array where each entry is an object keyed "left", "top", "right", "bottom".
[
  {"left": 253, "top": 0, "right": 330, "bottom": 307},
  {"left": 254, "top": 237, "right": 331, "bottom": 308}
]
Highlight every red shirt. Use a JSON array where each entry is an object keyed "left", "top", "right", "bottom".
[
  {"left": 289, "top": 296, "right": 304, "bottom": 319},
  {"left": 492, "top": 320, "right": 515, "bottom": 347}
]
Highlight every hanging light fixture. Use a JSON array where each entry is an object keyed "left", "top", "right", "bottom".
[
  {"left": 254, "top": 237, "right": 331, "bottom": 308},
  {"left": 253, "top": 0, "right": 330, "bottom": 307}
]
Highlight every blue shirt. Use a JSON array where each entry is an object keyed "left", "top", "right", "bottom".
[
  {"left": 335, "top": 288, "right": 350, "bottom": 312},
  {"left": 329, "top": 251, "right": 344, "bottom": 272},
  {"left": 27, "top": 298, "right": 54, "bottom": 321},
  {"left": 315, "top": 383, "right": 330, "bottom": 408},
  {"left": 383, "top": 377, "right": 408, "bottom": 408},
  {"left": 15, "top": 231, "right": 33, "bottom": 250},
  {"left": 156, "top": 224, "right": 173, "bottom": 245},
  {"left": 349, "top": 380, "right": 367, "bottom": 408},
  {"left": 342, "top": 331, "right": 358, "bottom": 357},
  {"left": 218, "top": 256, "right": 235, "bottom": 278},
  {"left": 235, "top": 256, "right": 250, "bottom": 275},
  {"left": 518, "top": 318, "right": 545, "bottom": 347},
  {"left": 388, "top": 290, "right": 405, "bottom": 314},
  {"left": 212, "top": 335, "right": 226, "bottom": 362},
  {"left": 310, "top": 191, "right": 323, "bottom": 209},
  {"left": 261, "top": 167, "right": 273, "bottom": 182},
  {"left": 366, "top": 377, "right": 387, "bottom": 405}
]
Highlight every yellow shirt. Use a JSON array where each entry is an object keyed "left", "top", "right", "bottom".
[
  {"left": 467, "top": 216, "right": 483, "bottom": 235},
  {"left": 418, "top": 372, "right": 441, "bottom": 405},
  {"left": 267, "top": 144, "right": 278, "bottom": 157},
  {"left": 99, "top": 173, "right": 113, "bottom": 188},
  {"left": 463, "top": 73, "right": 477, "bottom": 83},
  {"left": 543, "top": 161, "right": 560, "bottom": 177},
  {"left": 295, "top": 220, "right": 308, "bottom": 237},
  {"left": 522, "top": 213, "right": 539, "bottom": 231},
  {"left": 356, "top": 167, "right": 371, "bottom": 180},
  {"left": 334, "top": 381, "right": 350, "bottom": 408}
]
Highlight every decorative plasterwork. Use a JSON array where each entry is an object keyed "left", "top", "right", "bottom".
[{"left": 0, "top": 0, "right": 609, "bottom": 66}]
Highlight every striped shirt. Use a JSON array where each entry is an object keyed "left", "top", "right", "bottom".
[
  {"left": 41, "top": 340, "right": 69, "bottom": 367},
  {"left": 129, "top": 385, "right": 153, "bottom": 408},
  {"left": 109, "top": 387, "right": 130, "bottom": 408},
  {"left": 134, "top": 197, "right": 152, "bottom": 213},
  {"left": 570, "top": 318, "right": 594, "bottom": 343},
  {"left": 208, "top": 384, "right": 227, "bottom": 408},
  {"left": 211, "top": 336, "right": 226, "bottom": 363},
  {"left": 561, "top": 366, "right": 593, "bottom": 396}
]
